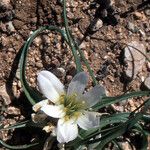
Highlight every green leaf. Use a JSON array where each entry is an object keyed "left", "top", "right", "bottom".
[
  {"left": 68, "top": 112, "right": 135, "bottom": 148},
  {"left": 132, "top": 126, "right": 148, "bottom": 150},
  {"left": 142, "top": 114, "right": 150, "bottom": 122},
  {"left": 100, "top": 113, "right": 129, "bottom": 127},
  {"left": 78, "top": 113, "right": 130, "bottom": 140},
  {"left": 0, "top": 120, "right": 30, "bottom": 131},
  {"left": 111, "top": 140, "right": 124, "bottom": 150},
  {"left": 71, "top": 111, "right": 143, "bottom": 148},
  {"left": 62, "top": 0, "right": 82, "bottom": 72},
  {"left": 0, "top": 140, "right": 38, "bottom": 150},
  {"left": 93, "top": 91, "right": 150, "bottom": 110},
  {"left": 19, "top": 26, "right": 71, "bottom": 105},
  {"left": 0, "top": 119, "right": 49, "bottom": 131},
  {"left": 71, "top": 33, "right": 97, "bottom": 85},
  {"left": 94, "top": 113, "right": 142, "bottom": 149}
]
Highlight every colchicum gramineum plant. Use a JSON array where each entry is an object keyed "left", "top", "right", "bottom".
[{"left": 32, "top": 71, "right": 105, "bottom": 143}]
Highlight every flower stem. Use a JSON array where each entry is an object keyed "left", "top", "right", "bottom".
[
  {"left": 62, "top": 0, "right": 82, "bottom": 72},
  {"left": 74, "top": 41, "right": 97, "bottom": 85}
]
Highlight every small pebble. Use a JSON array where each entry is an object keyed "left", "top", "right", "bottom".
[
  {"left": 6, "top": 21, "right": 15, "bottom": 32},
  {"left": 56, "top": 43, "right": 61, "bottom": 50},
  {"left": 17, "top": 81, "right": 22, "bottom": 88},
  {"left": 1, "top": 36, "right": 8, "bottom": 47},
  {"left": 33, "top": 37, "right": 42, "bottom": 47},
  {"left": 30, "top": 17, "right": 37, "bottom": 24},
  {"left": 79, "top": 42, "right": 86, "bottom": 49},
  {"left": 43, "top": 35, "right": 51, "bottom": 44},
  {"left": 7, "top": 106, "right": 20, "bottom": 115},
  {"left": 0, "top": 0, "right": 10, "bottom": 6},
  {"left": 0, "top": 85, "right": 11, "bottom": 105},
  {"left": 8, "top": 48, "right": 15, "bottom": 52},
  {"left": 53, "top": 68, "right": 66, "bottom": 78},
  {"left": 139, "top": 29, "right": 146, "bottom": 38},
  {"left": 144, "top": 9, "right": 150, "bottom": 16},
  {"left": 126, "top": 22, "right": 136, "bottom": 33},
  {"left": 91, "top": 18, "right": 103, "bottom": 32},
  {"left": 12, "top": 81, "right": 17, "bottom": 86},
  {"left": 66, "top": 75, "right": 72, "bottom": 82},
  {"left": 133, "top": 12, "right": 146, "bottom": 20},
  {"left": 35, "top": 62, "right": 43, "bottom": 68},
  {"left": 29, "top": 78, "right": 35, "bottom": 83},
  {"left": 144, "top": 76, "right": 150, "bottom": 89}
]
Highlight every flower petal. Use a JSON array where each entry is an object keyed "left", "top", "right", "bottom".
[
  {"left": 32, "top": 99, "right": 49, "bottom": 112},
  {"left": 83, "top": 85, "right": 105, "bottom": 107},
  {"left": 67, "top": 72, "right": 88, "bottom": 96},
  {"left": 38, "top": 71, "right": 64, "bottom": 94},
  {"left": 41, "top": 105, "right": 65, "bottom": 118},
  {"left": 77, "top": 111, "right": 100, "bottom": 130},
  {"left": 37, "top": 72, "right": 61, "bottom": 103},
  {"left": 57, "top": 118, "right": 78, "bottom": 143}
]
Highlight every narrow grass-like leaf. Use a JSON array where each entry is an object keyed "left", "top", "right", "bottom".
[
  {"left": 20, "top": 26, "right": 71, "bottom": 105},
  {"left": 143, "top": 129, "right": 150, "bottom": 135},
  {"left": 0, "top": 119, "right": 48, "bottom": 131},
  {"left": 94, "top": 98, "right": 150, "bottom": 149},
  {"left": 78, "top": 113, "right": 129, "bottom": 140},
  {"left": 69, "top": 32, "right": 97, "bottom": 85},
  {"left": 78, "top": 128, "right": 99, "bottom": 140},
  {"left": 142, "top": 114, "right": 150, "bottom": 122},
  {"left": 100, "top": 113, "right": 129, "bottom": 127},
  {"left": 68, "top": 112, "right": 135, "bottom": 148},
  {"left": 111, "top": 140, "right": 123, "bottom": 150},
  {"left": 93, "top": 91, "right": 150, "bottom": 110},
  {"left": 20, "top": 28, "right": 44, "bottom": 105},
  {"left": 132, "top": 126, "right": 148, "bottom": 150},
  {"left": 62, "top": 0, "right": 82, "bottom": 72},
  {"left": 72, "top": 109, "right": 147, "bottom": 148},
  {"left": 94, "top": 113, "right": 142, "bottom": 149},
  {"left": 69, "top": 106, "right": 149, "bottom": 149},
  {"left": 0, "top": 140, "right": 38, "bottom": 150},
  {"left": 0, "top": 120, "right": 30, "bottom": 131}
]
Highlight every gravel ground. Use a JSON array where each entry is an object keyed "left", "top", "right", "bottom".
[{"left": 0, "top": 0, "right": 150, "bottom": 149}]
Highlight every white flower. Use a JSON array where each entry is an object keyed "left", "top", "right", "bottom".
[{"left": 33, "top": 71, "right": 105, "bottom": 143}]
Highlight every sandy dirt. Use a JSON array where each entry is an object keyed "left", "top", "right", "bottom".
[{"left": 0, "top": 0, "right": 150, "bottom": 149}]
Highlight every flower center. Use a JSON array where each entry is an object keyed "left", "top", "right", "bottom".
[{"left": 59, "top": 94, "right": 86, "bottom": 121}]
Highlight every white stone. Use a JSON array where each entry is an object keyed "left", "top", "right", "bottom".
[
  {"left": 144, "top": 76, "right": 150, "bottom": 89},
  {"left": 91, "top": 19, "right": 103, "bottom": 32},
  {"left": 124, "top": 41, "right": 146, "bottom": 78}
]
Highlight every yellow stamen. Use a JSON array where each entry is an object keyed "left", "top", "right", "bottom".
[{"left": 58, "top": 94, "right": 86, "bottom": 121}]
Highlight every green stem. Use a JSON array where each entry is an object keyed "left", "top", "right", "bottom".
[
  {"left": 74, "top": 42, "right": 97, "bottom": 85},
  {"left": 62, "top": 0, "right": 82, "bottom": 72},
  {"left": 62, "top": 0, "right": 97, "bottom": 83}
]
